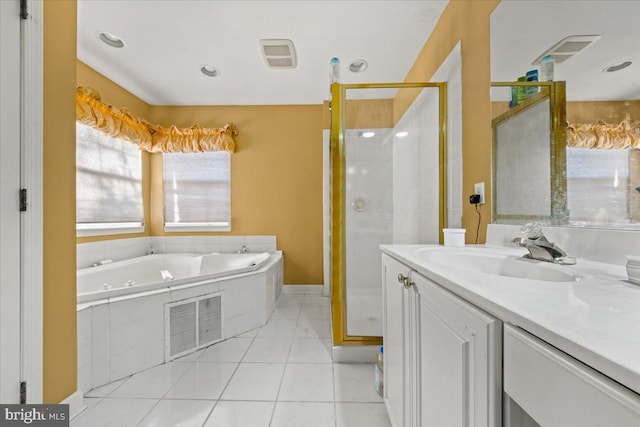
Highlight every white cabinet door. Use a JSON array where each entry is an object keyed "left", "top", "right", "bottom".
[
  {"left": 411, "top": 271, "right": 502, "bottom": 427},
  {"left": 382, "top": 254, "right": 412, "bottom": 427}
]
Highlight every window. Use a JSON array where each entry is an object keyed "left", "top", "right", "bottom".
[
  {"left": 76, "top": 123, "right": 144, "bottom": 235},
  {"left": 163, "top": 151, "right": 231, "bottom": 231},
  {"left": 567, "top": 147, "right": 633, "bottom": 225}
]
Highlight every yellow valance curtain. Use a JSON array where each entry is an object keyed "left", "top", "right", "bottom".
[
  {"left": 567, "top": 119, "right": 640, "bottom": 150},
  {"left": 75, "top": 86, "right": 237, "bottom": 153}
]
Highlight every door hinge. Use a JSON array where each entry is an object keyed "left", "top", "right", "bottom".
[
  {"left": 20, "top": 0, "right": 28, "bottom": 19},
  {"left": 20, "top": 381, "right": 26, "bottom": 404},
  {"left": 20, "top": 189, "right": 28, "bottom": 212}
]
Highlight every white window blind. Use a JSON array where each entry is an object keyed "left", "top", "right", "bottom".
[
  {"left": 163, "top": 151, "right": 231, "bottom": 231},
  {"left": 76, "top": 123, "right": 144, "bottom": 231}
]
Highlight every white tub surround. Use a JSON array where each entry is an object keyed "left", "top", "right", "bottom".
[
  {"left": 78, "top": 252, "right": 272, "bottom": 302},
  {"left": 380, "top": 244, "right": 640, "bottom": 398},
  {"left": 77, "top": 252, "right": 283, "bottom": 393},
  {"left": 77, "top": 235, "right": 277, "bottom": 269}
]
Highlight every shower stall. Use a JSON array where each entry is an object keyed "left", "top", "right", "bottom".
[{"left": 329, "top": 83, "right": 447, "bottom": 347}]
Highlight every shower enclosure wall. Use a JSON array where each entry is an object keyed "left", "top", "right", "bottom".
[{"left": 329, "top": 83, "right": 447, "bottom": 346}]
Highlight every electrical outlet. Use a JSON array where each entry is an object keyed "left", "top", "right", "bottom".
[{"left": 474, "top": 182, "right": 485, "bottom": 204}]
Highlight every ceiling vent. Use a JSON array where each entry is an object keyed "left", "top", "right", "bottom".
[
  {"left": 532, "top": 35, "right": 601, "bottom": 65},
  {"left": 259, "top": 39, "right": 297, "bottom": 69}
]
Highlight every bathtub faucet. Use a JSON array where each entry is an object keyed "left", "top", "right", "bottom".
[
  {"left": 160, "top": 270, "right": 174, "bottom": 281},
  {"left": 237, "top": 245, "right": 248, "bottom": 254}
]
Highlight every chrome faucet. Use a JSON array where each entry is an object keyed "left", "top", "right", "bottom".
[
  {"left": 237, "top": 245, "right": 248, "bottom": 254},
  {"left": 511, "top": 223, "right": 576, "bottom": 265}
]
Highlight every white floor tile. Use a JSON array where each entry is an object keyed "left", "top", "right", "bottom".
[
  {"left": 138, "top": 399, "right": 215, "bottom": 427},
  {"left": 270, "top": 305, "right": 302, "bottom": 320},
  {"left": 165, "top": 362, "right": 238, "bottom": 400},
  {"left": 71, "top": 398, "right": 157, "bottom": 427},
  {"left": 243, "top": 337, "right": 293, "bottom": 363},
  {"left": 302, "top": 295, "right": 330, "bottom": 307},
  {"left": 109, "top": 362, "right": 191, "bottom": 399},
  {"left": 221, "top": 363, "right": 285, "bottom": 401},
  {"left": 276, "top": 294, "right": 305, "bottom": 306},
  {"left": 335, "top": 402, "right": 392, "bottom": 427},
  {"left": 300, "top": 305, "right": 330, "bottom": 320},
  {"left": 197, "top": 338, "right": 253, "bottom": 362},
  {"left": 85, "top": 378, "right": 128, "bottom": 398},
  {"left": 256, "top": 319, "right": 297, "bottom": 338},
  {"left": 334, "top": 363, "right": 382, "bottom": 403},
  {"left": 295, "top": 319, "right": 331, "bottom": 338},
  {"left": 80, "top": 397, "right": 103, "bottom": 412},
  {"left": 237, "top": 327, "right": 260, "bottom": 338},
  {"left": 204, "top": 401, "right": 274, "bottom": 427},
  {"left": 173, "top": 349, "right": 205, "bottom": 362},
  {"left": 288, "top": 338, "right": 332, "bottom": 364},
  {"left": 271, "top": 402, "right": 335, "bottom": 427},
  {"left": 278, "top": 364, "right": 334, "bottom": 402}
]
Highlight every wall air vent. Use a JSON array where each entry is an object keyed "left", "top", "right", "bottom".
[
  {"left": 259, "top": 39, "right": 297, "bottom": 69},
  {"left": 532, "top": 35, "right": 601, "bottom": 65}
]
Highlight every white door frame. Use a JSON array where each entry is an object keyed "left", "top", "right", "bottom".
[
  {"left": 21, "top": 0, "right": 44, "bottom": 404},
  {"left": 0, "top": 0, "right": 24, "bottom": 404},
  {"left": 0, "top": 0, "right": 43, "bottom": 404}
]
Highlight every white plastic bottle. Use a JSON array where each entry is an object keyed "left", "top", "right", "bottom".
[
  {"left": 540, "top": 55, "right": 554, "bottom": 81},
  {"left": 374, "top": 346, "right": 384, "bottom": 397},
  {"left": 330, "top": 57, "right": 340, "bottom": 84}
]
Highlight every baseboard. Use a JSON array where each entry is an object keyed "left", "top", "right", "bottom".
[
  {"left": 282, "top": 284, "right": 323, "bottom": 294},
  {"left": 332, "top": 345, "right": 379, "bottom": 363},
  {"left": 60, "top": 389, "right": 85, "bottom": 420}
]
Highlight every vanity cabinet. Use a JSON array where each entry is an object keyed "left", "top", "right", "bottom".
[
  {"left": 504, "top": 325, "right": 640, "bottom": 427},
  {"left": 382, "top": 253, "right": 502, "bottom": 427}
]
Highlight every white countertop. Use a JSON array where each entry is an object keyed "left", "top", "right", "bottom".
[{"left": 381, "top": 244, "right": 640, "bottom": 395}]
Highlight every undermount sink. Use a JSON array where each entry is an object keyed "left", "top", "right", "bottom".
[{"left": 417, "top": 248, "right": 581, "bottom": 283}]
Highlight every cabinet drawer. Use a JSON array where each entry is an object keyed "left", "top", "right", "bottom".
[{"left": 504, "top": 325, "right": 640, "bottom": 427}]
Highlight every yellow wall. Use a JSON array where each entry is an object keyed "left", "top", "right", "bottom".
[
  {"left": 76, "top": 61, "right": 152, "bottom": 243},
  {"left": 43, "top": 0, "right": 77, "bottom": 403},
  {"left": 75, "top": 62, "right": 324, "bottom": 284},
  {"left": 403, "top": 0, "right": 500, "bottom": 243},
  {"left": 149, "top": 105, "right": 324, "bottom": 284}
]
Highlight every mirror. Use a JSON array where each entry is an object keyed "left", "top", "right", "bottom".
[{"left": 491, "top": 0, "right": 640, "bottom": 228}]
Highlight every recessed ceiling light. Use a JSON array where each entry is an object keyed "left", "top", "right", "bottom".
[
  {"left": 395, "top": 131, "right": 409, "bottom": 138},
  {"left": 358, "top": 131, "right": 375, "bottom": 138},
  {"left": 200, "top": 65, "right": 221, "bottom": 77},
  {"left": 349, "top": 59, "right": 368, "bottom": 73},
  {"left": 97, "top": 31, "right": 125, "bottom": 48},
  {"left": 604, "top": 60, "right": 633, "bottom": 73}
]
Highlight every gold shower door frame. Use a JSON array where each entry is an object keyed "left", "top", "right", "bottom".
[{"left": 329, "top": 82, "right": 448, "bottom": 346}]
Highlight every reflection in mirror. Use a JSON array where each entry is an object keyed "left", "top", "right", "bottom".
[
  {"left": 492, "top": 82, "right": 567, "bottom": 224},
  {"left": 491, "top": 0, "right": 640, "bottom": 228}
]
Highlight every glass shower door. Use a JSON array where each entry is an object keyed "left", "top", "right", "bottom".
[{"left": 330, "top": 83, "right": 447, "bottom": 343}]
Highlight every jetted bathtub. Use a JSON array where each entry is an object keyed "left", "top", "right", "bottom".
[
  {"left": 76, "top": 251, "right": 283, "bottom": 391},
  {"left": 77, "top": 252, "right": 272, "bottom": 303}
]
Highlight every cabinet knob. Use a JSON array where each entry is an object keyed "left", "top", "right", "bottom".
[{"left": 397, "top": 273, "right": 414, "bottom": 289}]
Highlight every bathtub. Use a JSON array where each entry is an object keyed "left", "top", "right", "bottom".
[
  {"left": 77, "top": 251, "right": 283, "bottom": 392},
  {"left": 77, "top": 252, "right": 272, "bottom": 303}
]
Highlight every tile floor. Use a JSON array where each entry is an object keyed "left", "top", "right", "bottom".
[{"left": 71, "top": 293, "right": 392, "bottom": 427}]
